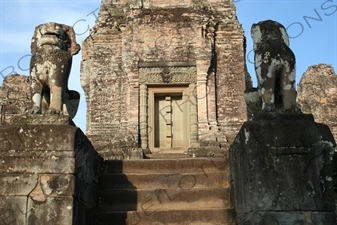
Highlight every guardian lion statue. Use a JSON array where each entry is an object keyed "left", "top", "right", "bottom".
[
  {"left": 251, "top": 20, "right": 297, "bottom": 112},
  {"left": 26, "top": 22, "right": 80, "bottom": 118}
]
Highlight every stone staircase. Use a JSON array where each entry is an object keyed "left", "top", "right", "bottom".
[{"left": 93, "top": 158, "right": 236, "bottom": 225}]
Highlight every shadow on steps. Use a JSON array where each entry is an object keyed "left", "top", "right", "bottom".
[{"left": 94, "top": 160, "right": 137, "bottom": 225}]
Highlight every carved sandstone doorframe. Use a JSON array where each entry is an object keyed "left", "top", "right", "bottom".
[{"left": 138, "top": 63, "right": 198, "bottom": 151}]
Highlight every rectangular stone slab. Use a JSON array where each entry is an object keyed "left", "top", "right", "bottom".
[
  {"left": 0, "top": 152, "right": 75, "bottom": 173},
  {"left": 27, "top": 196, "right": 74, "bottom": 225},
  {"left": 230, "top": 115, "right": 336, "bottom": 224},
  {"left": 0, "top": 174, "right": 39, "bottom": 195},
  {"left": 0, "top": 125, "right": 77, "bottom": 151},
  {"left": 0, "top": 196, "right": 28, "bottom": 225}
]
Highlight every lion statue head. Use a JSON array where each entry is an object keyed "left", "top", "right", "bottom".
[{"left": 31, "top": 22, "right": 80, "bottom": 56}]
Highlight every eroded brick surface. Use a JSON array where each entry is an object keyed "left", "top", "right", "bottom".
[
  {"left": 297, "top": 64, "right": 337, "bottom": 141},
  {"left": 0, "top": 74, "right": 31, "bottom": 124}
]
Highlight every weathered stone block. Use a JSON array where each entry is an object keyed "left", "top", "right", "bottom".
[
  {"left": 230, "top": 114, "right": 336, "bottom": 224},
  {"left": 39, "top": 174, "right": 75, "bottom": 197},
  {"left": 28, "top": 175, "right": 74, "bottom": 203},
  {"left": 0, "top": 124, "right": 77, "bottom": 151},
  {"left": 0, "top": 115, "right": 103, "bottom": 225},
  {"left": 0, "top": 196, "right": 27, "bottom": 225},
  {"left": 0, "top": 174, "right": 38, "bottom": 196},
  {"left": 27, "top": 196, "right": 73, "bottom": 225},
  {"left": 242, "top": 211, "right": 336, "bottom": 224},
  {"left": 311, "top": 211, "right": 337, "bottom": 224},
  {"left": 0, "top": 151, "right": 75, "bottom": 174}
]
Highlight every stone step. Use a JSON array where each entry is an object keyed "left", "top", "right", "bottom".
[
  {"left": 103, "top": 158, "right": 228, "bottom": 174},
  {"left": 94, "top": 158, "right": 233, "bottom": 225},
  {"left": 99, "top": 171, "right": 230, "bottom": 190},
  {"left": 93, "top": 208, "right": 236, "bottom": 225},
  {"left": 145, "top": 152, "right": 191, "bottom": 159},
  {"left": 97, "top": 188, "right": 231, "bottom": 211}
]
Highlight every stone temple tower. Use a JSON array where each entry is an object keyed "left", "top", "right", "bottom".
[{"left": 81, "top": 0, "right": 248, "bottom": 158}]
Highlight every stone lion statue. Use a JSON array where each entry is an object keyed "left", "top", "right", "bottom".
[
  {"left": 26, "top": 22, "right": 80, "bottom": 118},
  {"left": 251, "top": 20, "right": 297, "bottom": 112}
]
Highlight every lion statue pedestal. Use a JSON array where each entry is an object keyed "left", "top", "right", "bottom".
[
  {"left": 230, "top": 113, "right": 336, "bottom": 224},
  {"left": 232, "top": 20, "right": 336, "bottom": 224}
]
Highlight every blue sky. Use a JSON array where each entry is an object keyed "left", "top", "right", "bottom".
[{"left": 1, "top": 0, "right": 336, "bottom": 132}]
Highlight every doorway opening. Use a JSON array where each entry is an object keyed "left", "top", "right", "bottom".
[{"left": 148, "top": 86, "right": 190, "bottom": 152}]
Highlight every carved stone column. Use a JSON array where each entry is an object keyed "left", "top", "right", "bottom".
[
  {"left": 196, "top": 60, "right": 209, "bottom": 141},
  {"left": 189, "top": 83, "right": 199, "bottom": 147},
  {"left": 139, "top": 84, "right": 148, "bottom": 149},
  {"left": 207, "top": 71, "right": 217, "bottom": 125}
]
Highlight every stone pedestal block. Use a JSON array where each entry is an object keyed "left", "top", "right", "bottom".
[
  {"left": 0, "top": 115, "right": 103, "bottom": 225},
  {"left": 230, "top": 114, "right": 336, "bottom": 224}
]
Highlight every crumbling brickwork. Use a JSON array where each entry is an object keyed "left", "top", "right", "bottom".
[
  {"left": 81, "top": 0, "right": 248, "bottom": 156},
  {"left": 0, "top": 74, "right": 31, "bottom": 124},
  {"left": 297, "top": 64, "right": 337, "bottom": 141}
]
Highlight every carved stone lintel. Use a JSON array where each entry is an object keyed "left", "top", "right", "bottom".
[
  {"left": 139, "top": 67, "right": 197, "bottom": 84},
  {"left": 189, "top": 83, "right": 199, "bottom": 147}
]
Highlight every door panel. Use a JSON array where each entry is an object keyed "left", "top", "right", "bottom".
[
  {"left": 154, "top": 94, "right": 184, "bottom": 149},
  {"left": 149, "top": 87, "right": 190, "bottom": 152},
  {"left": 154, "top": 96, "right": 168, "bottom": 148},
  {"left": 172, "top": 96, "right": 183, "bottom": 148}
]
